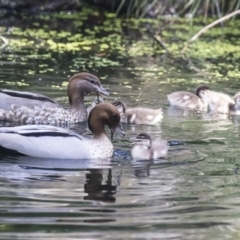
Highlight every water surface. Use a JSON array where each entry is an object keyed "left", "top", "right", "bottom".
[{"left": 0, "top": 11, "right": 240, "bottom": 240}]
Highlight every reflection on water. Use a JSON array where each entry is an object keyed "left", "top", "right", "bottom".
[{"left": 84, "top": 169, "right": 117, "bottom": 203}]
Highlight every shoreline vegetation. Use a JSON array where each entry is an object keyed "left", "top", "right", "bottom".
[{"left": 0, "top": 0, "right": 240, "bottom": 79}]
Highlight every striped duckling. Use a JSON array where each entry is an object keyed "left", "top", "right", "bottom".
[
  {"left": 131, "top": 133, "right": 169, "bottom": 160},
  {"left": 112, "top": 101, "right": 163, "bottom": 125},
  {"left": 0, "top": 103, "right": 124, "bottom": 159},
  {"left": 0, "top": 72, "right": 109, "bottom": 124}
]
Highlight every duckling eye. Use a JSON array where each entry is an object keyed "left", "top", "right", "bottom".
[{"left": 89, "top": 80, "right": 95, "bottom": 84}]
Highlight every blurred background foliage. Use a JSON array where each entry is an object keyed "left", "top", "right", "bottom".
[{"left": 0, "top": 0, "right": 240, "bottom": 81}]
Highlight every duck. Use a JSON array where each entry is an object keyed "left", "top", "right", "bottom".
[
  {"left": 131, "top": 133, "right": 169, "bottom": 160},
  {"left": 0, "top": 103, "right": 124, "bottom": 159},
  {"left": 0, "top": 72, "right": 109, "bottom": 124},
  {"left": 112, "top": 101, "right": 163, "bottom": 125},
  {"left": 199, "top": 87, "right": 235, "bottom": 114},
  {"left": 167, "top": 86, "right": 209, "bottom": 111},
  {"left": 0, "top": 72, "right": 108, "bottom": 110}
]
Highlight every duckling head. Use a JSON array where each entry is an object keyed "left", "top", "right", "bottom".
[
  {"left": 131, "top": 133, "right": 152, "bottom": 148},
  {"left": 111, "top": 101, "right": 126, "bottom": 115},
  {"left": 195, "top": 85, "right": 210, "bottom": 98}
]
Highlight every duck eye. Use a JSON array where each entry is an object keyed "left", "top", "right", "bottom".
[
  {"left": 111, "top": 114, "right": 118, "bottom": 120},
  {"left": 86, "top": 77, "right": 96, "bottom": 84}
]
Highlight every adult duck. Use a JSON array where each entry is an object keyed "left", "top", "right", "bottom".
[
  {"left": 0, "top": 72, "right": 109, "bottom": 124},
  {"left": 0, "top": 72, "right": 108, "bottom": 110},
  {"left": 0, "top": 103, "right": 124, "bottom": 159},
  {"left": 131, "top": 133, "right": 169, "bottom": 160}
]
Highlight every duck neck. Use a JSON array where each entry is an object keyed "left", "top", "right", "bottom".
[
  {"left": 70, "top": 94, "right": 85, "bottom": 109},
  {"left": 90, "top": 120, "right": 112, "bottom": 142},
  {"left": 68, "top": 80, "right": 94, "bottom": 109},
  {"left": 91, "top": 122, "right": 107, "bottom": 139}
]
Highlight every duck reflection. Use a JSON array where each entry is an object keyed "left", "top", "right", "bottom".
[
  {"left": 131, "top": 161, "right": 151, "bottom": 177},
  {"left": 84, "top": 169, "right": 117, "bottom": 203},
  {"left": 0, "top": 155, "right": 119, "bottom": 203},
  {"left": 83, "top": 169, "right": 117, "bottom": 224}
]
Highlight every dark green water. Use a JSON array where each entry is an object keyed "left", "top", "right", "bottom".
[{"left": 0, "top": 10, "right": 240, "bottom": 240}]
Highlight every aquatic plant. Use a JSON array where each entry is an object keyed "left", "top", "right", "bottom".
[{"left": 1, "top": 8, "right": 240, "bottom": 82}]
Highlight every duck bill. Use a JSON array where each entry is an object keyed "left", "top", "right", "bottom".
[
  {"left": 111, "top": 123, "right": 125, "bottom": 141},
  {"left": 97, "top": 85, "right": 109, "bottom": 96}
]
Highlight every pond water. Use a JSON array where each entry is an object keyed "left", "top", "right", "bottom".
[{"left": 0, "top": 10, "right": 240, "bottom": 240}]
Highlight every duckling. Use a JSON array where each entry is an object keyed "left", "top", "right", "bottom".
[
  {"left": 112, "top": 101, "right": 163, "bottom": 125},
  {"left": 0, "top": 73, "right": 109, "bottom": 124},
  {"left": 131, "top": 133, "right": 169, "bottom": 160},
  {"left": 0, "top": 103, "right": 124, "bottom": 159},
  {"left": 199, "top": 87, "right": 235, "bottom": 114},
  {"left": 167, "top": 86, "right": 209, "bottom": 111}
]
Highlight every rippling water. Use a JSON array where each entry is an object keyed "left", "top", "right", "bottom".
[{"left": 1, "top": 12, "right": 240, "bottom": 240}]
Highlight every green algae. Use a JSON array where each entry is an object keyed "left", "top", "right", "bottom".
[{"left": 1, "top": 10, "right": 240, "bottom": 81}]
